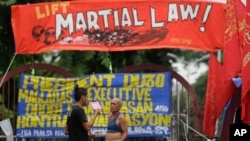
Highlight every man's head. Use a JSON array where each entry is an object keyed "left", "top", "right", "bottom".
[
  {"left": 74, "top": 85, "right": 88, "bottom": 106},
  {"left": 110, "top": 98, "right": 122, "bottom": 113}
]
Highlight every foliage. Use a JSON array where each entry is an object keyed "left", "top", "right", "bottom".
[
  {"left": 0, "top": 0, "right": 50, "bottom": 76},
  {"left": 54, "top": 49, "right": 175, "bottom": 76},
  {"left": 192, "top": 72, "right": 208, "bottom": 106},
  {"left": 0, "top": 95, "right": 14, "bottom": 120},
  {"left": 0, "top": 4, "right": 15, "bottom": 75},
  {"left": 177, "top": 50, "right": 209, "bottom": 68},
  {"left": 0, "top": 0, "right": 16, "bottom": 5}
]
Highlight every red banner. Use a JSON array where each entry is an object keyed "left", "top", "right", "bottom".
[
  {"left": 203, "top": 53, "right": 222, "bottom": 138},
  {"left": 213, "top": 0, "right": 243, "bottom": 127},
  {"left": 241, "top": 0, "right": 250, "bottom": 124},
  {"left": 11, "top": 0, "right": 226, "bottom": 54},
  {"left": 223, "top": 0, "right": 244, "bottom": 80}
]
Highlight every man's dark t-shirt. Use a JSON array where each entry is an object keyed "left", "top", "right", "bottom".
[{"left": 67, "top": 105, "right": 88, "bottom": 141}]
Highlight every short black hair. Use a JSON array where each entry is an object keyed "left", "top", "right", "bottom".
[{"left": 74, "top": 84, "right": 87, "bottom": 101}]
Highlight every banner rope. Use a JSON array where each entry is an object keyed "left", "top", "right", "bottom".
[{"left": 0, "top": 53, "right": 17, "bottom": 87}]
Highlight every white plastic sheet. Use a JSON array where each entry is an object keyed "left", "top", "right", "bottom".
[{"left": 0, "top": 119, "right": 14, "bottom": 141}]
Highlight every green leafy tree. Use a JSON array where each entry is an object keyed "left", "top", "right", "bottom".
[
  {"left": 192, "top": 72, "right": 208, "bottom": 106},
  {"left": 54, "top": 49, "right": 175, "bottom": 75},
  {"left": 0, "top": 96, "right": 14, "bottom": 120}
]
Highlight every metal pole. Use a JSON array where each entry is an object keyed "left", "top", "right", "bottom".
[
  {"left": 180, "top": 119, "right": 211, "bottom": 141},
  {"left": 215, "top": 50, "right": 222, "bottom": 137},
  {"left": 186, "top": 92, "right": 189, "bottom": 134},
  {"left": 0, "top": 53, "right": 17, "bottom": 87},
  {"left": 177, "top": 88, "right": 180, "bottom": 141}
]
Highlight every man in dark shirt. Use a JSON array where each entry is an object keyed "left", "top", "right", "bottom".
[{"left": 65, "top": 85, "right": 101, "bottom": 141}]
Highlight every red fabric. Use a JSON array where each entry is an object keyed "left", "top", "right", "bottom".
[
  {"left": 203, "top": 53, "right": 222, "bottom": 138},
  {"left": 241, "top": 0, "right": 250, "bottom": 124},
  {"left": 223, "top": 0, "right": 244, "bottom": 80},
  {"left": 11, "top": 0, "right": 226, "bottom": 54},
  {"left": 215, "top": 78, "right": 236, "bottom": 117},
  {"left": 216, "top": 0, "right": 244, "bottom": 124},
  {"left": 234, "top": 0, "right": 246, "bottom": 47}
]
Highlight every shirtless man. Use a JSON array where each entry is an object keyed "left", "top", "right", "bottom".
[{"left": 105, "top": 98, "right": 128, "bottom": 141}]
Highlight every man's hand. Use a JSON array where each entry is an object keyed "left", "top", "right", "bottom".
[
  {"left": 64, "top": 126, "right": 69, "bottom": 135},
  {"left": 94, "top": 109, "right": 101, "bottom": 115}
]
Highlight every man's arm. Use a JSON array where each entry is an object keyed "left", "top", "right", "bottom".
[
  {"left": 64, "top": 119, "right": 69, "bottom": 135},
  {"left": 119, "top": 114, "right": 128, "bottom": 141},
  {"left": 64, "top": 124, "right": 69, "bottom": 135},
  {"left": 81, "top": 109, "right": 101, "bottom": 131}
]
